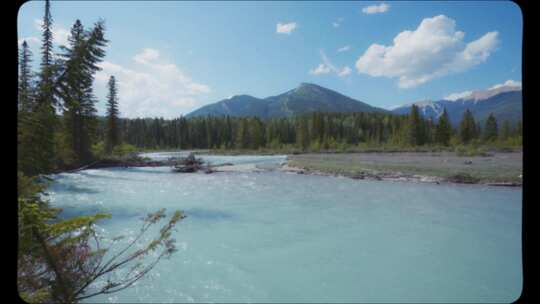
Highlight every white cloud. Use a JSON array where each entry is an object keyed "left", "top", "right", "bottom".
[
  {"left": 94, "top": 48, "right": 211, "bottom": 118},
  {"left": 133, "top": 48, "right": 160, "bottom": 64},
  {"left": 309, "top": 63, "right": 332, "bottom": 75},
  {"left": 276, "top": 22, "right": 297, "bottom": 35},
  {"left": 490, "top": 79, "right": 521, "bottom": 89},
  {"left": 355, "top": 15, "right": 499, "bottom": 88},
  {"left": 362, "top": 3, "right": 390, "bottom": 14},
  {"left": 332, "top": 17, "right": 344, "bottom": 28},
  {"left": 338, "top": 66, "right": 352, "bottom": 77},
  {"left": 337, "top": 45, "right": 351, "bottom": 53},
  {"left": 34, "top": 19, "right": 70, "bottom": 47},
  {"left": 309, "top": 50, "right": 351, "bottom": 78}
]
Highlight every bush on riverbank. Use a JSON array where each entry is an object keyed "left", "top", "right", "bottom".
[
  {"left": 17, "top": 171, "right": 185, "bottom": 303},
  {"left": 446, "top": 173, "right": 480, "bottom": 184}
]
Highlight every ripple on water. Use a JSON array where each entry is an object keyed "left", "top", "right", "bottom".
[{"left": 45, "top": 154, "right": 522, "bottom": 303}]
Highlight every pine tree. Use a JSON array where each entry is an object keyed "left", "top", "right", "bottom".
[
  {"left": 500, "top": 120, "right": 511, "bottom": 140},
  {"left": 19, "top": 0, "right": 57, "bottom": 174},
  {"left": 19, "top": 41, "right": 34, "bottom": 113},
  {"left": 483, "top": 113, "right": 498, "bottom": 142},
  {"left": 235, "top": 119, "right": 249, "bottom": 149},
  {"left": 58, "top": 19, "right": 108, "bottom": 165},
  {"left": 459, "top": 109, "right": 477, "bottom": 144},
  {"left": 296, "top": 117, "right": 310, "bottom": 150},
  {"left": 105, "top": 76, "right": 120, "bottom": 154},
  {"left": 407, "top": 105, "right": 425, "bottom": 146},
  {"left": 41, "top": 0, "right": 53, "bottom": 69},
  {"left": 434, "top": 108, "right": 451, "bottom": 146},
  {"left": 248, "top": 118, "right": 265, "bottom": 149},
  {"left": 37, "top": 0, "right": 57, "bottom": 109}
]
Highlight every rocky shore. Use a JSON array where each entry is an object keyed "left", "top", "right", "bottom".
[{"left": 280, "top": 163, "right": 522, "bottom": 187}]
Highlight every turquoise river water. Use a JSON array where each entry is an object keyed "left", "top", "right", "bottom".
[{"left": 45, "top": 153, "right": 522, "bottom": 303}]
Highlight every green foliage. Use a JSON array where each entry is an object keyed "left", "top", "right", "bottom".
[
  {"left": 57, "top": 18, "right": 108, "bottom": 166},
  {"left": 91, "top": 141, "right": 105, "bottom": 159},
  {"left": 18, "top": 102, "right": 57, "bottom": 175},
  {"left": 18, "top": 170, "right": 185, "bottom": 303},
  {"left": 111, "top": 143, "right": 138, "bottom": 157},
  {"left": 455, "top": 145, "right": 492, "bottom": 157},
  {"left": 296, "top": 117, "right": 310, "bottom": 150},
  {"left": 434, "top": 108, "right": 452, "bottom": 146},
  {"left": 93, "top": 110, "right": 523, "bottom": 153},
  {"left": 19, "top": 41, "right": 35, "bottom": 113},
  {"left": 446, "top": 172, "right": 480, "bottom": 184},
  {"left": 54, "top": 131, "right": 77, "bottom": 168},
  {"left": 483, "top": 113, "right": 498, "bottom": 141},
  {"left": 105, "top": 76, "right": 120, "bottom": 153},
  {"left": 406, "top": 105, "right": 427, "bottom": 146},
  {"left": 18, "top": 2, "right": 187, "bottom": 302},
  {"left": 459, "top": 109, "right": 478, "bottom": 144},
  {"left": 500, "top": 120, "right": 511, "bottom": 140}
]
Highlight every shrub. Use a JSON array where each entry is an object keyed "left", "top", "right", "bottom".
[
  {"left": 447, "top": 173, "right": 480, "bottom": 184},
  {"left": 112, "top": 143, "right": 138, "bottom": 157},
  {"left": 455, "top": 145, "right": 492, "bottom": 157},
  {"left": 91, "top": 141, "right": 106, "bottom": 159}
]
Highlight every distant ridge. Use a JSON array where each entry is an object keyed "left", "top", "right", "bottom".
[
  {"left": 187, "top": 82, "right": 522, "bottom": 125},
  {"left": 186, "top": 83, "right": 388, "bottom": 118},
  {"left": 391, "top": 84, "right": 522, "bottom": 125}
]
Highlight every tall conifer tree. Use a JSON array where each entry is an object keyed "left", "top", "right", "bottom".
[
  {"left": 296, "top": 117, "right": 310, "bottom": 150},
  {"left": 20, "top": 0, "right": 57, "bottom": 174},
  {"left": 58, "top": 19, "right": 108, "bottom": 164},
  {"left": 483, "top": 113, "right": 498, "bottom": 141},
  {"left": 407, "top": 105, "right": 425, "bottom": 146},
  {"left": 459, "top": 109, "right": 477, "bottom": 144},
  {"left": 434, "top": 108, "right": 451, "bottom": 146},
  {"left": 105, "top": 76, "right": 120, "bottom": 154},
  {"left": 500, "top": 120, "right": 511, "bottom": 140},
  {"left": 19, "top": 41, "right": 34, "bottom": 113}
]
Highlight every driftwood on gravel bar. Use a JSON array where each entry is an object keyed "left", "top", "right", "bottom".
[{"left": 172, "top": 153, "right": 207, "bottom": 173}]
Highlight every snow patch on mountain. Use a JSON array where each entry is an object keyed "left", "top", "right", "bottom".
[{"left": 443, "top": 80, "right": 521, "bottom": 103}]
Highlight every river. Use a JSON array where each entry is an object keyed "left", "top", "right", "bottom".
[{"left": 45, "top": 153, "right": 522, "bottom": 303}]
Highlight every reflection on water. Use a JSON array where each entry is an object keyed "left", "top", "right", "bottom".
[{"left": 45, "top": 154, "right": 522, "bottom": 303}]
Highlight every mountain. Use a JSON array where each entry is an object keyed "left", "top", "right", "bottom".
[
  {"left": 391, "top": 85, "right": 522, "bottom": 125},
  {"left": 186, "top": 95, "right": 267, "bottom": 117},
  {"left": 186, "top": 83, "right": 388, "bottom": 118}
]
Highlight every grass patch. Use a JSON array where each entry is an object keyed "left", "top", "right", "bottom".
[{"left": 445, "top": 173, "right": 480, "bottom": 184}]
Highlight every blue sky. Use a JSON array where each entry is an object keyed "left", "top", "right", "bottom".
[{"left": 18, "top": 1, "right": 522, "bottom": 118}]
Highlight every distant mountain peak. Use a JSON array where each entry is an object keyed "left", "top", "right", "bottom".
[
  {"left": 468, "top": 84, "right": 521, "bottom": 103},
  {"left": 391, "top": 88, "right": 522, "bottom": 126},
  {"left": 412, "top": 99, "right": 434, "bottom": 107},
  {"left": 293, "top": 82, "right": 326, "bottom": 94},
  {"left": 299, "top": 82, "right": 319, "bottom": 88},
  {"left": 187, "top": 83, "right": 387, "bottom": 118},
  {"left": 444, "top": 81, "right": 522, "bottom": 103},
  {"left": 225, "top": 94, "right": 257, "bottom": 100},
  {"left": 406, "top": 100, "right": 444, "bottom": 118}
]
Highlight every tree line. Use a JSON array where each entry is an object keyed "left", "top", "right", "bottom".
[
  {"left": 95, "top": 107, "right": 522, "bottom": 152},
  {"left": 18, "top": 13, "right": 121, "bottom": 176}
]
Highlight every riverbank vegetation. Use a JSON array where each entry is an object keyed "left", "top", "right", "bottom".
[{"left": 17, "top": 1, "right": 183, "bottom": 303}]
